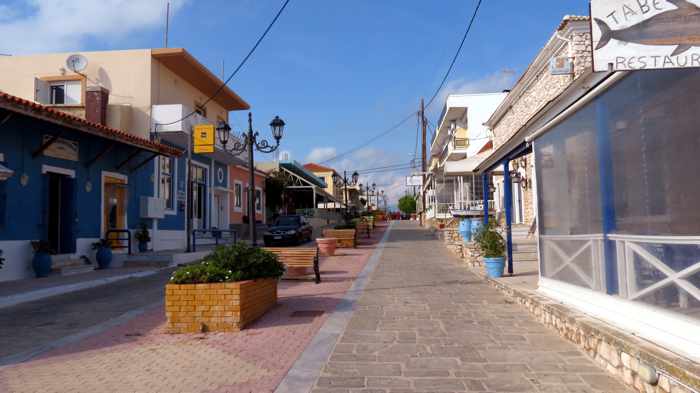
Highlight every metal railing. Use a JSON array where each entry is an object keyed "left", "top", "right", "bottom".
[
  {"left": 191, "top": 229, "right": 238, "bottom": 252},
  {"left": 105, "top": 229, "right": 132, "bottom": 255}
]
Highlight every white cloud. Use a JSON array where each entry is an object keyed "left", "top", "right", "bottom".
[
  {"left": 0, "top": 0, "right": 189, "bottom": 54},
  {"left": 305, "top": 147, "right": 337, "bottom": 163}
]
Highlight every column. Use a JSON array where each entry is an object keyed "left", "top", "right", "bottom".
[
  {"left": 503, "top": 159, "right": 514, "bottom": 275},
  {"left": 596, "top": 101, "right": 618, "bottom": 294}
]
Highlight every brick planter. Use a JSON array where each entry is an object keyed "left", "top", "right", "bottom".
[{"left": 165, "top": 278, "right": 277, "bottom": 333}]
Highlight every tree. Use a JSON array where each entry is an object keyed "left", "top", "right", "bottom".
[{"left": 398, "top": 195, "right": 416, "bottom": 215}]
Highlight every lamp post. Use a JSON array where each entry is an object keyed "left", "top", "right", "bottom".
[
  {"left": 217, "top": 112, "right": 285, "bottom": 246},
  {"left": 333, "top": 170, "right": 358, "bottom": 217}
]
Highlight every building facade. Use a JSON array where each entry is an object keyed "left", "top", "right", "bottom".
[
  {"left": 0, "top": 48, "right": 258, "bottom": 253},
  {"left": 0, "top": 92, "right": 180, "bottom": 281}
]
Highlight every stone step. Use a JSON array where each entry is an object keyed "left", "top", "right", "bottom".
[
  {"left": 51, "top": 259, "right": 96, "bottom": 276},
  {"left": 512, "top": 251, "right": 538, "bottom": 262}
]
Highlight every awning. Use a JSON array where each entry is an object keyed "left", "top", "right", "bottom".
[
  {"left": 279, "top": 160, "right": 327, "bottom": 188},
  {"left": 443, "top": 151, "right": 491, "bottom": 175}
]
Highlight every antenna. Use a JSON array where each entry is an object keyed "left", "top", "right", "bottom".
[{"left": 164, "top": 2, "right": 170, "bottom": 48}]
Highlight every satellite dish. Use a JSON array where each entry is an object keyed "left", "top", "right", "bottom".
[{"left": 66, "top": 54, "right": 88, "bottom": 73}]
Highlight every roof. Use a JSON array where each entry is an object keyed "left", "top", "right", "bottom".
[
  {"left": 0, "top": 91, "right": 182, "bottom": 156},
  {"left": 152, "top": 48, "right": 250, "bottom": 111},
  {"left": 303, "top": 163, "right": 337, "bottom": 173},
  {"left": 557, "top": 15, "right": 589, "bottom": 31},
  {"left": 280, "top": 161, "right": 327, "bottom": 188}
]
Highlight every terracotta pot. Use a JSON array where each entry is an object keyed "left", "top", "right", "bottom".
[{"left": 317, "top": 238, "right": 337, "bottom": 256}]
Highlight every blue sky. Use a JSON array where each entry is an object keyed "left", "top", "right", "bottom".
[{"left": 0, "top": 0, "right": 589, "bottom": 202}]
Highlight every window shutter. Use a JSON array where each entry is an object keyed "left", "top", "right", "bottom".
[
  {"left": 34, "top": 78, "right": 49, "bottom": 104},
  {"left": 65, "top": 81, "right": 82, "bottom": 105}
]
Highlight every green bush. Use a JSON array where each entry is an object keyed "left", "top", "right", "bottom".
[
  {"left": 170, "top": 243, "right": 285, "bottom": 284},
  {"left": 473, "top": 223, "right": 506, "bottom": 258},
  {"left": 334, "top": 223, "right": 355, "bottom": 230}
]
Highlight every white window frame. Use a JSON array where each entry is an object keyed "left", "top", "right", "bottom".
[
  {"left": 48, "top": 80, "right": 81, "bottom": 106},
  {"left": 158, "top": 156, "right": 177, "bottom": 215},
  {"left": 233, "top": 181, "right": 243, "bottom": 212},
  {"left": 255, "top": 187, "right": 262, "bottom": 213}
]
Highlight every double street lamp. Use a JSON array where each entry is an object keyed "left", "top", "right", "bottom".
[
  {"left": 333, "top": 170, "right": 359, "bottom": 216},
  {"left": 217, "top": 112, "right": 285, "bottom": 246}
]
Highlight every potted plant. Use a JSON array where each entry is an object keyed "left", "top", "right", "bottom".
[
  {"left": 30, "top": 241, "right": 53, "bottom": 278},
  {"left": 92, "top": 239, "right": 113, "bottom": 269},
  {"left": 134, "top": 222, "right": 151, "bottom": 253},
  {"left": 166, "top": 243, "right": 285, "bottom": 333},
  {"left": 474, "top": 223, "right": 506, "bottom": 278}
]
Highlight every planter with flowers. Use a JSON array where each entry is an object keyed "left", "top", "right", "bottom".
[
  {"left": 473, "top": 222, "right": 507, "bottom": 278},
  {"left": 165, "top": 243, "right": 285, "bottom": 333}
]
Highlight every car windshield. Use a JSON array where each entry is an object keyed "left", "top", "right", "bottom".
[{"left": 275, "top": 216, "right": 300, "bottom": 226}]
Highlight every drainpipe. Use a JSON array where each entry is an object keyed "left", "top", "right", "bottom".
[{"left": 503, "top": 159, "right": 514, "bottom": 275}]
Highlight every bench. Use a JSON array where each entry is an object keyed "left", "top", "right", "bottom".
[
  {"left": 356, "top": 222, "right": 371, "bottom": 239},
  {"left": 263, "top": 247, "right": 320, "bottom": 284},
  {"left": 322, "top": 229, "right": 356, "bottom": 248}
]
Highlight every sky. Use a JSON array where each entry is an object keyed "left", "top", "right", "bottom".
[{"left": 0, "top": 0, "right": 589, "bottom": 206}]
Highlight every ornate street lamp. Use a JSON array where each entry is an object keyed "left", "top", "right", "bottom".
[
  {"left": 333, "top": 170, "right": 359, "bottom": 216},
  {"left": 217, "top": 112, "right": 285, "bottom": 246}
]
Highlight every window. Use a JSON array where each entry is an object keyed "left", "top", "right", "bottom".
[
  {"left": 49, "top": 80, "right": 81, "bottom": 105},
  {"left": 159, "top": 157, "right": 174, "bottom": 210},
  {"left": 234, "top": 182, "right": 242, "bottom": 210},
  {"left": 255, "top": 189, "right": 262, "bottom": 212}
]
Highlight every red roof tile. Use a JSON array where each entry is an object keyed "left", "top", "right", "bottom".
[
  {"left": 0, "top": 91, "right": 182, "bottom": 156},
  {"left": 303, "top": 163, "right": 337, "bottom": 173}
]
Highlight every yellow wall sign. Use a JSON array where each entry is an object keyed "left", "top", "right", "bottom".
[{"left": 193, "top": 124, "right": 215, "bottom": 154}]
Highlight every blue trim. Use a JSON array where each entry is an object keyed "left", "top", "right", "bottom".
[
  {"left": 596, "top": 101, "right": 618, "bottom": 294},
  {"left": 503, "top": 159, "right": 514, "bottom": 275},
  {"left": 482, "top": 173, "right": 489, "bottom": 226}
]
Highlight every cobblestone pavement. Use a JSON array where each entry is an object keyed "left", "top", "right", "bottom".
[
  {"left": 311, "top": 221, "right": 632, "bottom": 393},
  {"left": 0, "top": 227, "right": 386, "bottom": 393}
]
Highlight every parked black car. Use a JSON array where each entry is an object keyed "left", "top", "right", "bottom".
[{"left": 263, "top": 215, "right": 313, "bottom": 246}]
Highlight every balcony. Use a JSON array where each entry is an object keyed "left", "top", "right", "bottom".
[{"left": 150, "top": 104, "right": 247, "bottom": 164}]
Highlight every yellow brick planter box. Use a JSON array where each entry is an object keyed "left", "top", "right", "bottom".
[{"left": 165, "top": 278, "right": 277, "bottom": 333}]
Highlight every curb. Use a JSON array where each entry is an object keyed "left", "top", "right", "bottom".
[{"left": 0, "top": 269, "right": 164, "bottom": 310}]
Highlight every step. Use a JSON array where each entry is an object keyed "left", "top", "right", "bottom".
[
  {"left": 51, "top": 258, "right": 96, "bottom": 276},
  {"left": 512, "top": 251, "right": 538, "bottom": 262}
]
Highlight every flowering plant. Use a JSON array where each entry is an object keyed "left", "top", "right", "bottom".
[{"left": 170, "top": 243, "right": 285, "bottom": 284}]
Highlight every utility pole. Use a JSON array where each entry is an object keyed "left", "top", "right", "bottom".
[
  {"left": 164, "top": 2, "right": 170, "bottom": 48},
  {"left": 420, "top": 98, "right": 427, "bottom": 227}
]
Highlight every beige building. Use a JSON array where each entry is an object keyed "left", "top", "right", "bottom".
[{"left": 0, "top": 48, "right": 251, "bottom": 252}]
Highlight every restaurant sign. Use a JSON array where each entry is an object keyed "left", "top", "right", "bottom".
[{"left": 591, "top": 0, "right": 700, "bottom": 71}]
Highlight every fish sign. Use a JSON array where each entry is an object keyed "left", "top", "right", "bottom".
[{"left": 591, "top": 0, "right": 700, "bottom": 71}]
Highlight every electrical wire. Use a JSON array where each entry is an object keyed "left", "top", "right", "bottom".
[
  {"left": 425, "top": 0, "right": 483, "bottom": 109},
  {"left": 156, "top": 0, "right": 292, "bottom": 127},
  {"left": 319, "top": 111, "right": 417, "bottom": 164},
  {"left": 356, "top": 161, "right": 415, "bottom": 173}
]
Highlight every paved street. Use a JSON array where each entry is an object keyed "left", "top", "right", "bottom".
[
  {"left": 0, "top": 268, "right": 174, "bottom": 362},
  {"left": 311, "top": 221, "right": 632, "bottom": 393}
]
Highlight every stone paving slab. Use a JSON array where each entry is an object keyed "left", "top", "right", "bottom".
[
  {"left": 310, "top": 221, "right": 633, "bottom": 393},
  {"left": 0, "top": 226, "right": 388, "bottom": 393}
]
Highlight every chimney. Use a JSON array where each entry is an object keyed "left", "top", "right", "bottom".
[{"left": 85, "top": 86, "right": 109, "bottom": 126}]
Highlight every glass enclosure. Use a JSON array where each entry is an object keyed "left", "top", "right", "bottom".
[{"left": 534, "top": 69, "right": 700, "bottom": 321}]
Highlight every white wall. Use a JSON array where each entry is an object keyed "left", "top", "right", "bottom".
[{"left": 0, "top": 237, "right": 98, "bottom": 282}]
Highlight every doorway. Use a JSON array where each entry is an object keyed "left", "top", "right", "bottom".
[
  {"left": 46, "top": 172, "right": 76, "bottom": 254},
  {"left": 189, "top": 165, "right": 207, "bottom": 230},
  {"left": 103, "top": 175, "right": 128, "bottom": 247},
  {"left": 213, "top": 190, "right": 228, "bottom": 229}
]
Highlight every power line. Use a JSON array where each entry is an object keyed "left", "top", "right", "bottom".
[
  {"left": 319, "top": 111, "right": 417, "bottom": 164},
  {"left": 157, "top": 0, "right": 292, "bottom": 127},
  {"left": 358, "top": 165, "right": 415, "bottom": 175},
  {"left": 356, "top": 161, "right": 415, "bottom": 173},
  {"left": 425, "top": 0, "right": 483, "bottom": 109}
]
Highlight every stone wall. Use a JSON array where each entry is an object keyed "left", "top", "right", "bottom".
[{"left": 480, "top": 275, "right": 700, "bottom": 393}]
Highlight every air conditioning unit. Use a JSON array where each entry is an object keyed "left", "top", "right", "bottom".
[{"left": 140, "top": 196, "right": 166, "bottom": 219}]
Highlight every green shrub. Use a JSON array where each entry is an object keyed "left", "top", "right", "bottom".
[
  {"left": 170, "top": 243, "right": 285, "bottom": 284},
  {"left": 473, "top": 223, "right": 506, "bottom": 258},
  {"left": 334, "top": 223, "right": 355, "bottom": 230}
]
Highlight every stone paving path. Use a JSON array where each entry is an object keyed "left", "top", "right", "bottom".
[
  {"left": 0, "top": 227, "right": 387, "bottom": 393},
  {"left": 311, "top": 221, "right": 632, "bottom": 393}
]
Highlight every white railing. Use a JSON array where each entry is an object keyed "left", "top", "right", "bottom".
[
  {"left": 610, "top": 234, "right": 700, "bottom": 309},
  {"left": 540, "top": 234, "right": 606, "bottom": 291},
  {"left": 449, "top": 200, "right": 493, "bottom": 214}
]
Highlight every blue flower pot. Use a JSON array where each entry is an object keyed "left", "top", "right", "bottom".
[
  {"left": 96, "top": 247, "right": 113, "bottom": 269},
  {"left": 138, "top": 241, "right": 148, "bottom": 253},
  {"left": 484, "top": 257, "right": 506, "bottom": 278},
  {"left": 32, "top": 252, "right": 52, "bottom": 278}
]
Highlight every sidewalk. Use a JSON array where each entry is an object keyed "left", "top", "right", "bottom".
[
  {"left": 0, "top": 224, "right": 389, "bottom": 393},
  {"left": 308, "top": 221, "right": 632, "bottom": 392},
  {"left": 0, "top": 267, "right": 163, "bottom": 309}
]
